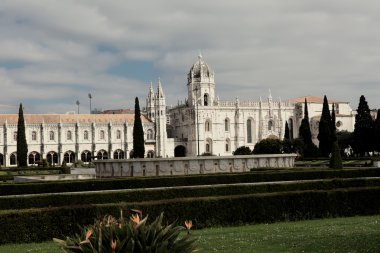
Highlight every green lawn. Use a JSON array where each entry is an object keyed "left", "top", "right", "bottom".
[{"left": 0, "top": 215, "right": 379, "bottom": 253}]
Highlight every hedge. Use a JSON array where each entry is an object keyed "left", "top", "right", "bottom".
[
  {"left": 1, "top": 168, "right": 380, "bottom": 196},
  {"left": 0, "top": 187, "right": 379, "bottom": 244},
  {"left": 1, "top": 177, "right": 380, "bottom": 210}
]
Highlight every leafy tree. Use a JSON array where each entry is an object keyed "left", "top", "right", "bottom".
[
  {"left": 329, "top": 141, "right": 343, "bottom": 169},
  {"left": 318, "top": 95, "right": 333, "bottom": 157},
  {"left": 17, "top": 103, "right": 28, "bottom": 167},
  {"left": 353, "top": 95, "right": 373, "bottom": 156},
  {"left": 284, "top": 121, "right": 290, "bottom": 140},
  {"left": 233, "top": 146, "right": 252, "bottom": 155},
  {"left": 299, "top": 98, "right": 312, "bottom": 144},
  {"left": 253, "top": 139, "right": 282, "bottom": 154},
  {"left": 374, "top": 109, "right": 380, "bottom": 153},
  {"left": 132, "top": 97, "right": 145, "bottom": 158}
]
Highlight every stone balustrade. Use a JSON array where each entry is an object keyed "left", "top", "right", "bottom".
[{"left": 94, "top": 154, "right": 297, "bottom": 178}]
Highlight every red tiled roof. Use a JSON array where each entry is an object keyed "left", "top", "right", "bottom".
[{"left": 288, "top": 96, "right": 337, "bottom": 104}]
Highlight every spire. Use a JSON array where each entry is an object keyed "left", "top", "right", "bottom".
[
  {"left": 268, "top": 89, "right": 273, "bottom": 103},
  {"left": 157, "top": 78, "right": 164, "bottom": 98}
]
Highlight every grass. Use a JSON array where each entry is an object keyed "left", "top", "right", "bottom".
[{"left": 0, "top": 215, "right": 379, "bottom": 253}]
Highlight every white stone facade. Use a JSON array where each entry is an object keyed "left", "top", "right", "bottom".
[
  {"left": 0, "top": 114, "right": 157, "bottom": 167},
  {"left": 161, "top": 55, "right": 355, "bottom": 157}
]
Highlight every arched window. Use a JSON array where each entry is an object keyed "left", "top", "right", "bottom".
[
  {"left": 47, "top": 151, "right": 58, "bottom": 165},
  {"left": 97, "top": 150, "right": 108, "bottom": 160},
  {"left": 205, "top": 138, "right": 212, "bottom": 154},
  {"left": 64, "top": 151, "right": 75, "bottom": 163},
  {"left": 116, "top": 130, "right": 121, "bottom": 139},
  {"left": 204, "top": 93, "right": 209, "bottom": 106},
  {"left": 13, "top": 131, "right": 17, "bottom": 141},
  {"left": 49, "top": 131, "right": 55, "bottom": 141},
  {"left": 147, "top": 150, "right": 155, "bottom": 158},
  {"left": 147, "top": 129, "right": 154, "bottom": 140},
  {"left": 84, "top": 130, "right": 89, "bottom": 140},
  {"left": 205, "top": 120, "right": 211, "bottom": 132},
  {"left": 100, "top": 130, "right": 105, "bottom": 140},
  {"left": 247, "top": 119, "right": 252, "bottom": 143},
  {"left": 67, "top": 130, "right": 72, "bottom": 140},
  {"left": 10, "top": 152, "right": 17, "bottom": 165},
  {"left": 81, "top": 150, "right": 91, "bottom": 162},
  {"left": 113, "top": 149, "right": 124, "bottom": 159},
  {"left": 28, "top": 151, "right": 41, "bottom": 165},
  {"left": 225, "top": 118, "right": 230, "bottom": 132},
  {"left": 225, "top": 139, "right": 230, "bottom": 152},
  {"left": 32, "top": 131, "right": 37, "bottom": 141},
  {"left": 268, "top": 121, "right": 273, "bottom": 131}
]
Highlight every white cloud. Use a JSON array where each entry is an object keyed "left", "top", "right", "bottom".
[{"left": 0, "top": 0, "right": 379, "bottom": 114}]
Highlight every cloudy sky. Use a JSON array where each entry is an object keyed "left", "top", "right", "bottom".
[{"left": 0, "top": 0, "right": 379, "bottom": 114}]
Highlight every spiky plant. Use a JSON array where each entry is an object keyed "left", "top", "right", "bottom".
[{"left": 54, "top": 211, "right": 198, "bottom": 253}]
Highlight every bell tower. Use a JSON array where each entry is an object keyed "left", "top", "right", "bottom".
[
  {"left": 155, "top": 79, "right": 167, "bottom": 157},
  {"left": 187, "top": 54, "right": 215, "bottom": 107}
]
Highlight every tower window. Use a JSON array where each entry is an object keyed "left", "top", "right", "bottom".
[
  {"left": 32, "top": 131, "right": 37, "bottom": 141},
  {"left": 204, "top": 93, "right": 209, "bottom": 106},
  {"left": 247, "top": 119, "right": 252, "bottom": 143}
]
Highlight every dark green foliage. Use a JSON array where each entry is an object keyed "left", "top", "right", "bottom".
[
  {"left": 253, "top": 139, "right": 282, "bottom": 154},
  {"left": 336, "top": 131, "right": 354, "bottom": 156},
  {"left": 329, "top": 141, "right": 343, "bottom": 169},
  {"left": 299, "top": 99, "right": 312, "bottom": 145},
  {"left": 318, "top": 96, "right": 333, "bottom": 157},
  {"left": 284, "top": 121, "right": 290, "bottom": 140},
  {"left": 374, "top": 109, "right": 380, "bottom": 153},
  {"left": 1, "top": 186, "right": 380, "bottom": 244},
  {"left": 353, "top": 95, "right": 374, "bottom": 156},
  {"left": 133, "top": 97, "right": 145, "bottom": 158},
  {"left": 233, "top": 146, "right": 252, "bottom": 155},
  {"left": 17, "top": 103, "right": 28, "bottom": 167},
  {"left": 2, "top": 168, "right": 380, "bottom": 197},
  {"left": 2, "top": 177, "right": 380, "bottom": 211},
  {"left": 303, "top": 143, "right": 320, "bottom": 158}
]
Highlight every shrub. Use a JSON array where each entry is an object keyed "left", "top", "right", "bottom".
[
  {"left": 253, "top": 139, "right": 282, "bottom": 154},
  {"left": 54, "top": 211, "right": 197, "bottom": 253},
  {"left": 233, "top": 146, "right": 252, "bottom": 155},
  {"left": 330, "top": 142, "right": 343, "bottom": 169}
]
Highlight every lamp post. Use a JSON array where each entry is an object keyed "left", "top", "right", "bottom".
[
  {"left": 76, "top": 100, "right": 80, "bottom": 114},
  {"left": 88, "top": 93, "right": 92, "bottom": 114},
  {"left": 194, "top": 86, "right": 200, "bottom": 156}
]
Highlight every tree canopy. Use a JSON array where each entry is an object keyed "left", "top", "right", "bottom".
[
  {"left": 132, "top": 97, "right": 145, "bottom": 158},
  {"left": 317, "top": 95, "right": 333, "bottom": 157},
  {"left": 353, "top": 95, "right": 373, "bottom": 156},
  {"left": 299, "top": 98, "right": 312, "bottom": 145},
  {"left": 17, "top": 103, "right": 28, "bottom": 167}
]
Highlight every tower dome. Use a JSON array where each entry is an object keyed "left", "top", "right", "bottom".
[{"left": 188, "top": 54, "right": 213, "bottom": 80}]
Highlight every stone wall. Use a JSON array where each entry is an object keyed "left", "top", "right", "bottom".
[{"left": 95, "top": 154, "right": 297, "bottom": 178}]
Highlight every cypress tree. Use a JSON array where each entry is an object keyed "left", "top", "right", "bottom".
[
  {"left": 133, "top": 97, "right": 145, "bottom": 158},
  {"left": 17, "top": 103, "right": 28, "bottom": 167},
  {"left": 329, "top": 141, "right": 343, "bottom": 169},
  {"left": 299, "top": 98, "right": 312, "bottom": 144},
  {"left": 353, "top": 95, "right": 373, "bottom": 156},
  {"left": 284, "top": 121, "right": 290, "bottom": 140},
  {"left": 318, "top": 95, "right": 333, "bottom": 157},
  {"left": 374, "top": 109, "right": 380, "bottom": 153}
]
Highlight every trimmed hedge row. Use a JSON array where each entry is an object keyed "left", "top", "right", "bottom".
[
  {"left": 1, "top": 168, "right": 380, "bottom": 196},
  {"left": 0, "top": 186, "right": 379, "bottom": 244},
  {"left": 1, "top": 178, "right": 380, "bottom": 210}
]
